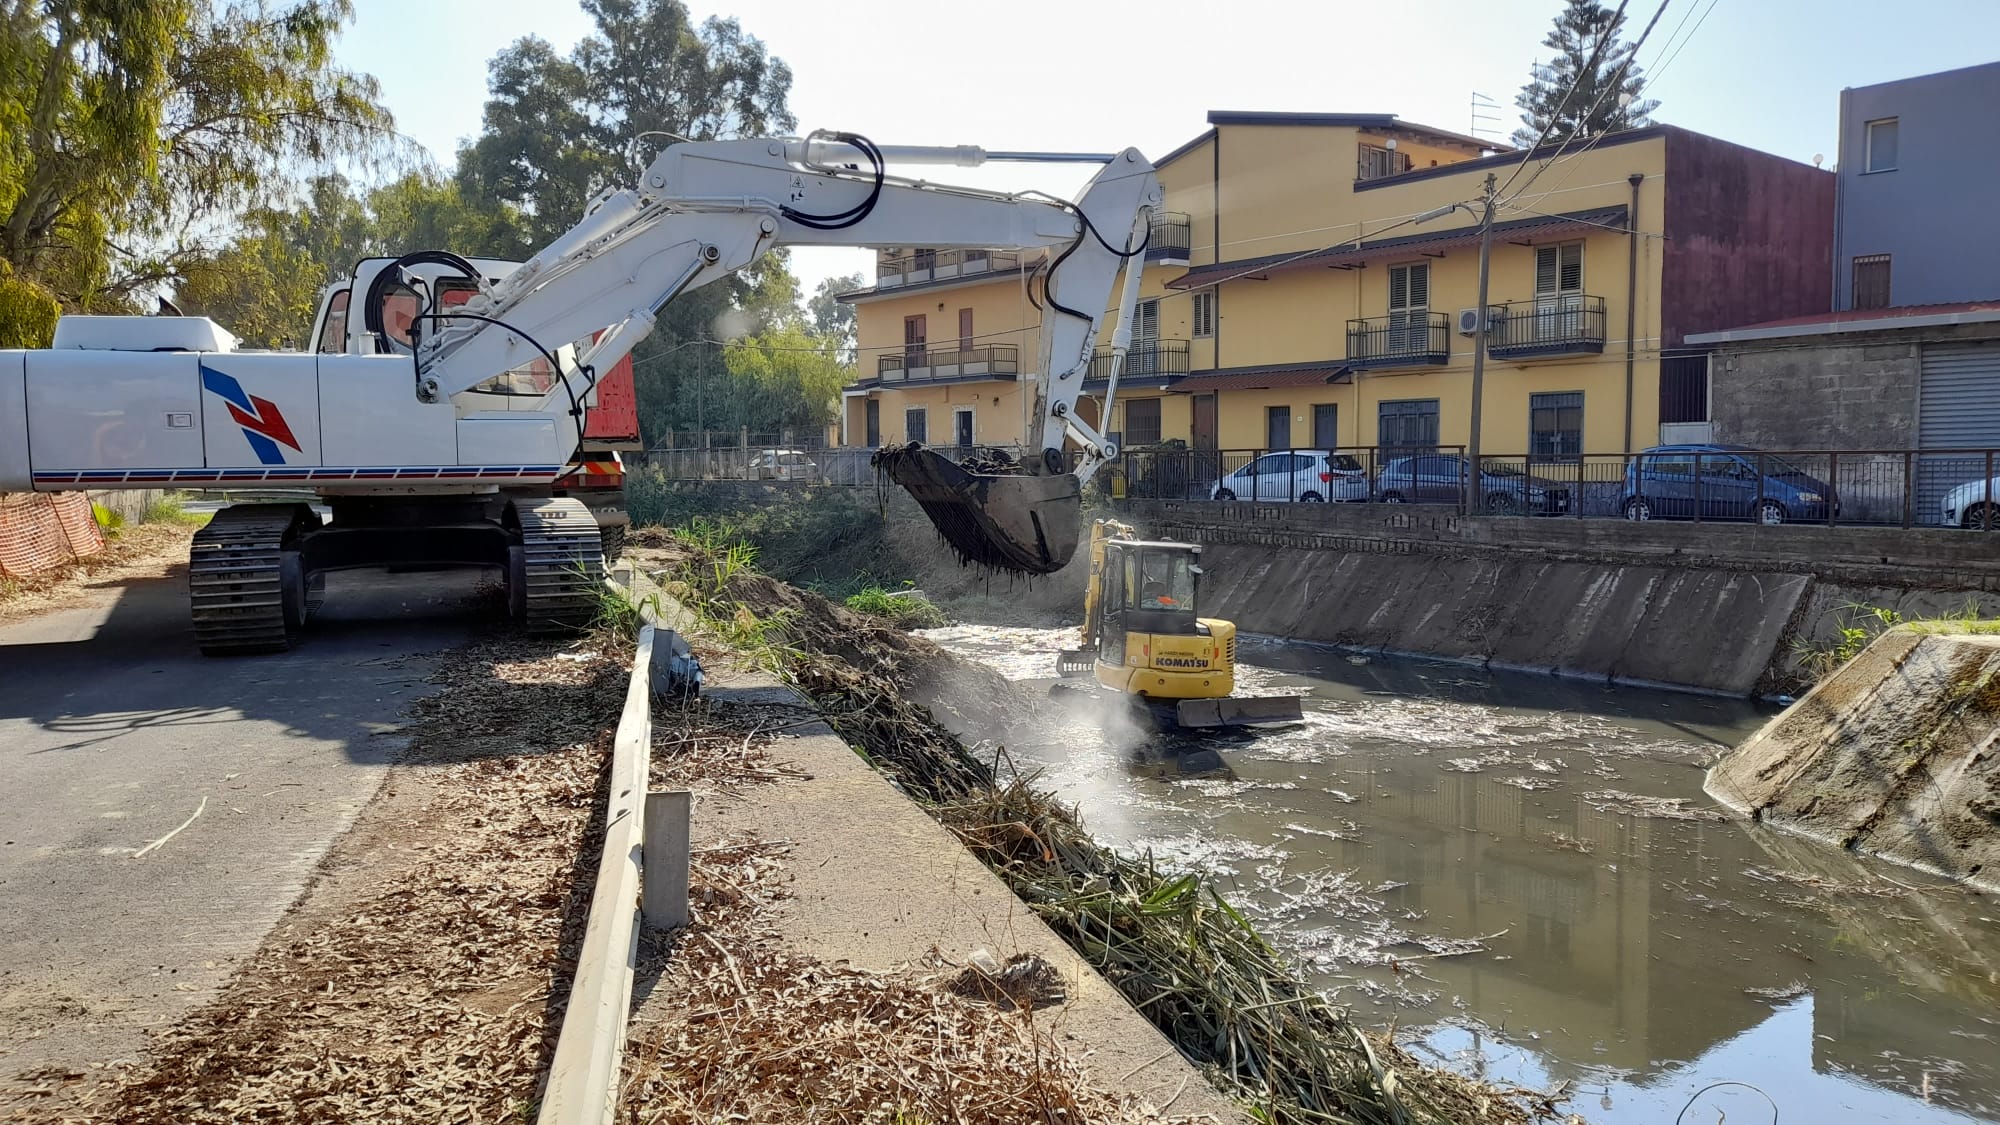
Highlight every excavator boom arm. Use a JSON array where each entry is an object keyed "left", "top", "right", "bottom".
[{"left": 416, "top": 135, "right": 1159, "bottom": 491}]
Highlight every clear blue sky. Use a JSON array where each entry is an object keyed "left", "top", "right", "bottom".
[{"left": 338, "top": 0, "right": 1999, "bottom": 298}]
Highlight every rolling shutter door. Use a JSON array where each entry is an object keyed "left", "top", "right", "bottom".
[{"left": 1918, "top": 343, "right": 2000, "bottom": 524}]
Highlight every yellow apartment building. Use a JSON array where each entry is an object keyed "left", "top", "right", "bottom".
[{"left": 839, "top": 112, "right": 1833, "bottom": 465}]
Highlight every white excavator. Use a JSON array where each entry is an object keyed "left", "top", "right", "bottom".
[{"left": 0, "top": 133, "right": 1159, "bottom": 654}]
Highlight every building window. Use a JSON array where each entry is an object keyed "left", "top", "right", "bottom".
[
  {"left": 1356, "top": 143, "right": 1412, "bottom": 182},
  {"left": 1125, "top": 398, "right": 1162, "bottom": 447},
  {"left": 904, "top": 407, "right": 927, "bottom": 444},
  {"left": 903, "top": 314, "right": 927, "bottom": 367},
  {"left": 953, "top": 407, "right": 974, "bottom": 448},
  {"left": 1312, "top": 403, "right": 1338, "bottom": 449},
  {"left": 1529, "top": 392, "right": 1584, "bottom": 461},
  {"left": 958, "top": 307, "right": 973, "bottom": 352},
  {"left": 1852, "top": 254, "right": 1892, "bottom": 310},
  {"left": 865, "top": 398, "right": 880, "bottom": 446},
  {"left": 1864, "top": 118, "right": 1899, "bottom": 173},
  {"left": 1658, "top": 352, "right": 1710, "bottom": 424},
  {"left": 1378, "top": 398, "right": 1440, "bottom": 453},
  {"left": 1535, "top": 243, "right": 1583, "bottom": 296},
  {"left": 1192, "top": 290, "right": 1215, "bottom": 338},
  {"left": 1388, "top": 263, "right": 1430, "bottom": 352},
  {"left": 1266, "top": 405, "right": 1290, "bottom": 451}
]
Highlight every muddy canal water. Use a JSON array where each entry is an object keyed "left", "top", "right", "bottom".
[{"left": 923, "top": 624, "right": 2000, "bottom": 1124}]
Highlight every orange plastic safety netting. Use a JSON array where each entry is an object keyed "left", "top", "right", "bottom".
[{"left": 0, "top": 492, "right": 104, "bottom": 578}]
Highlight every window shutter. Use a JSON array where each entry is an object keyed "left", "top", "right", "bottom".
[
  {"left": 1408, "top": 264, "right": 1428, "bottom": 308},
  {"left": 1560, "top": 245, "right": 1582, "bottom": 293},
  {"left": 1388, "top": 267, "right": 1407, "bottom": 310},
  {"left": 1536, "top": 246, "right": 1558, "bottom": 294}
]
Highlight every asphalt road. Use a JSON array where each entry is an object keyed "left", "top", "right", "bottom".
[{"left": 0, "top": 564, "right": 485, "bottom": 1081}]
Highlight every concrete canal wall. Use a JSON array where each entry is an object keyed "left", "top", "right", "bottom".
[
  {"left": 1124, "top": 500, "right": 2000, "bottom": 696},
  {"left": 1706, "top": 627, "right": 2000, "bottom": 891},
  {"left": 643, "top": 479, "right": 2000, "bottom": 696}
]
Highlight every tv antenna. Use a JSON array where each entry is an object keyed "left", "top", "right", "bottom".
[{"left": 1469, "top": 92, "right": 1504, "bottom": 142}]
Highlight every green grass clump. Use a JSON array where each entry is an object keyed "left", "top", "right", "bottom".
[
  {"left": 844, "top": 585, "right": 946, "bottom": 630},
  {"left": 141, "top": 492, "right": 211, "bottom": 528}
]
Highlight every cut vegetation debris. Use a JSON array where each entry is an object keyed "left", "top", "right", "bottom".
[
  {"left": 5, "top": 639, "right": 629, "bottom": 1123},
  {"left": 644, "top": 535, "right": 1558, "bottom": 1125},
  {"left": 619, "top": 837, "right": 1174, "bottom": 1125},
  {"left": 0, "top": 520, "right": 198, "bottom": 623}
]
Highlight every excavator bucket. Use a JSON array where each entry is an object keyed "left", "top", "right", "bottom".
[
  {"left": 1174, "top": 695, "right": 1306, "bottom": 729},
  {"left": 873, "top": 445, "right": 1082, "bottom": 575}
]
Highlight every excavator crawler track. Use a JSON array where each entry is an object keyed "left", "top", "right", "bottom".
[
  {"left": 190, "top": 504, "right": 317, "bottom": 656},
  {"left": 512, "top": 497, "right": 605, "bottom": 633}
]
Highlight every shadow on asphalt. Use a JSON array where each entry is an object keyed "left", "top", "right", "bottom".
[{"left": 0, "top": 565, "right": 503, "bottom": 764}]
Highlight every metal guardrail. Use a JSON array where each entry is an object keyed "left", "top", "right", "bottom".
[
  {"left": 538, "top": 570, "right": 699, "bottom": 1125},
  {"left": 1475, "top": 449, "right": 2000, "bottom": 528}
]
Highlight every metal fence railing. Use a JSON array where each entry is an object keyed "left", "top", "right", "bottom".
[
  {"left": 1475, "top": 450, "right": 2000, "bottom": 528},
  {"left": 640, "top": 442, "right": 2000, "bottom": 531}
]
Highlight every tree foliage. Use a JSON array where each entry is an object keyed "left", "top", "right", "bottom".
[
  {"left": 175, "top": 173, "right": 533, "bottom": 348},
  {"left": 1513, "top": 0, "right": 1659, "bottom": 149},
  {"left": 0, "top": 0, "right": 396, "bottom": 305},
  {"left": 457, "top": 0, "right": 813, "bottom": 443},
  {"left": 809, "top": 273, "right": 862, "bottom": 360},
  {"left": 0, "top": 261, "right": 59, "bottom": 348},
  {"left": 714, "top": 325, "right": 847, "bottom": 433}
]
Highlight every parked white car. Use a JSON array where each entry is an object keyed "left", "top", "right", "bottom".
[
  {"left": 1943, "top": 475, "right": 2000, "bottom": 528},
  {"left": 745, "top": 449, "right": 821, "bottom": 481},
  {"left": 1210, "top": 450, "right": 1368, "bottom": 502}
]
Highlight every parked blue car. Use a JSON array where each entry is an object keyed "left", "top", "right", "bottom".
[{"left": 1621, "top": 444, "right": 1832, "bottom": 524}]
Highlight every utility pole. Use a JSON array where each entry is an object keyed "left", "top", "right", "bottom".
[{"left": 1467, "top": 172, "right": 1497, "bottom": 513}]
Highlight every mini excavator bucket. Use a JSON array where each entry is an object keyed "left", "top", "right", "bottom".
[{"left": 874, "top": 445, "right": 1081, "bottom": 575}]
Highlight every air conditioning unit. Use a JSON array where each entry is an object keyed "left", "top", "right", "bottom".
[{"left": 1456, "top": 307, "right": 1502, "bottom": 336}]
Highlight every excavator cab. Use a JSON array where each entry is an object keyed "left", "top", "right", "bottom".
[{"left": 1055, "top": 520, "right": 1300, "bottom": 729}]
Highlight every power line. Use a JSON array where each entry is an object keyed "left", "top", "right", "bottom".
[
  {"left": 1505, "top": 0, "right": 1674, "bottom": 205},
  {"left": 1647, "top": 0, "right": 1721, "bottom": 84},
  {"left": 1497, "top": 0, "right": 1634, "bottom": 198}
]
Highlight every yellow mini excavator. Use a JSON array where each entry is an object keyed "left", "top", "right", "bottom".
[{"left": 1056, "top": 520, "right": 1303, "bottom": 730}]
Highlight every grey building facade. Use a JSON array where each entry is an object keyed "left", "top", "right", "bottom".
[{"left": 1834, "top": 61, "right": 2000, "bottom": 310}]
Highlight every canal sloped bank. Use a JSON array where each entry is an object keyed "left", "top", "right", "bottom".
[
  {"left": 1130, "top": 499, "right": 2000, "bottom": 697},
  {"left": 1708, "top": 624, "right": 2000, "bottom": 891}
]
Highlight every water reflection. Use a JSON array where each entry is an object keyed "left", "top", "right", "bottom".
[{"left": 923, "top": 626, "right": 2000, "bottom": 1124}]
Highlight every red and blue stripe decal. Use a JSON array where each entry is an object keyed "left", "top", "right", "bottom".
[{"left": 201, "top": 364, "right": 302, "bottom": 465}]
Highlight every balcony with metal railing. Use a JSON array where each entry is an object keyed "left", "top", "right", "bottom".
[
  {"left": 1087, "top": 339, "right": 1191, "bottom": 381},
  {"left": 1146, "top": 212, "right": 1191, "bottom": 266},
  {"left": 1345, "top": 312, "right": 1450, "bottom": 368},
  {"left": 874, "top": 248, "right": 1022, "bottom": 289},
  {"left": 876, "top": 343, "right": 1020, "bottom": 383},
  {"left": 1486, "top": 295, "right": 1608, "bottom": 359}
]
